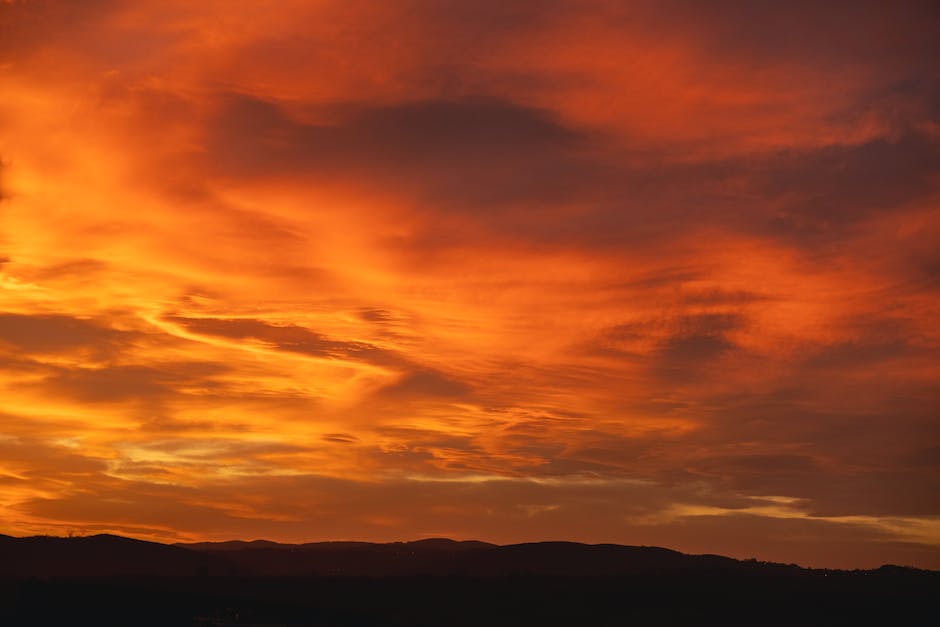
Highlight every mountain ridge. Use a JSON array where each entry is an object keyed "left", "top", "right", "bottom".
[{"left": 1, "top": 533, "right": 935, "bottom": 578}]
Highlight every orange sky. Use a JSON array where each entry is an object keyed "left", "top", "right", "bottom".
[{"left": 1, "top": 0, "right": 938, "bottom": 568}]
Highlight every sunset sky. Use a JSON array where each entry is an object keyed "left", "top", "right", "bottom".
[{"left": 1, "top": 0, "right": 938, "bottom": 569}]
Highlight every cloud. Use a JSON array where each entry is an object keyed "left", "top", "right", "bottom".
[
  {"left": 0, "top": 436, "right": 108, "bottom": 478},
  {"left": 165, "top": 316, "right": 404, "bottom": 367},
  {"left": 25, "top": 361, "right": 229, "bottom": 403},
  {"left": 0, "top": 313, "right": 134, "bottom": 355},
  {"left": 0, "top": 0, "right": 119, "bottom": 62},
  {"left": 376, "top": 369, "right": 473, "bottom": 401},
  {"left": 752, "top": 133, "right": 940, "bottom": 242},
  {"left": 12, "top": 470, "right": 940, "bottom": 568},
  {"left": 205, "top": 93, "right": 590, "bottom": 212}
]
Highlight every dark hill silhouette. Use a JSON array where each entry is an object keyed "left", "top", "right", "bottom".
[
  {"left": 178, "top": 537, "right": 795, "bottom": 577},
  {"left": 0, "top": 533, "right": 227, "bottom": 577},
  {"left": 452, "top": 541, "right": 745, "bottom": 575},
  {"left": 180, "top": 537, "right": 494, "bottom": 553},
  {"left": 178, "top": 538, "right": 290, "bottom": 551},
  {"left": 1, "top": 534, "right": 936, "bottom": 626},
  {"left": 1, "top": 533, "right": 935, "bottom": 579}
]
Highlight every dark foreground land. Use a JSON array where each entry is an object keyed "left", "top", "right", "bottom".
[
  {"left": 3, "top": 571, "right": 938, "bottom": 627},
  {"left": 1, "top": 535, "right": 936, "bottom": 626}
]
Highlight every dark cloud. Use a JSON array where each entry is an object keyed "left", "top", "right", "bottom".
[
  {"left": 696, "top": 456, "right": 940, "bottom": 518},
  {"left": 497, "top": 426, "right": 649, "bottom": 477},
  {"left": 364, "top": 427, "right": 484, "bottom": 473},
  {"left": 20, "top": 480, "right": 248, "bottom": 535},
  {"left": 167, "top": 317, "right": 477, "bottom": 406},
  {"left": 18, "top": 259, "right": 110, "bottom": 282},
  {"left": 569, "top": 133, "right": 940, "bottom": 251},
  {"left": 0, "top": 0, "right": 119, "bottom": 62},
  {"left": 199, "top": 81, "right": 940, "bottom": 260},
  {"left": 376, "top": 369, "right": 473, "bottom": 400},
  {"left": 136, "top": 415, "right": 236, "bottom": 434},
  {"left": 307, "top": 126, "right": 938, "bottom": 259},
  {"left": 129, "top": 438, "right": 310, "bottom": 460},
  {"left": 903, "top": 226, "right": 940, "bottom": 286},
  {"left": 590, "top": 312, "right": 746, "bottom": 378},
  {"left": 210, "top": 94, "right": 580, "bottom": 169},
  {"left": 375, "top": 427, "right": 477, "bottom": 450},
  {"left": 657, "top": 332, "right": 735, "bottom": 366},
  {"left": 0, "top": 437, "right": 108, "bottom": 478},
  {"left": 652, "top": 0, "right": 940, "bottom": 77},
  {"left": 207, "top": 93, "right": 591, "bottom": 209},
  {"left": 357, "top": 308, "right": 394, "bottom": 323},
  {"left": 166, "top": 316, "right": 404, "bottom": 367},
  {"left": 322, "top": 433, "right": 358, "bottom": 444},
  {"left": 756, "top": 133, "right": 940, "bottom": 240},
  {"left": 34, "top": 361, "right": 228, "bottom": 402},
  {"left": 679, "top": 383, "right": 940, "bottom": 517},
  {"left": 0, "top": 313, "right": 134, "bottom": 355},
  {"left": 802, "top": 338, "right": 922, "bottom": 371},
  {"left": 680, "top": 288, "right": 771, "bottom": 305},
  {"left": 802, "top": 470, "right": 940, "bottom": 518}
]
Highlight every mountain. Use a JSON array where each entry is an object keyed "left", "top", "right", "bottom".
[
  {"left": 1, "top": 533, "right": 934, "bottom": 579},
  {"left": 174, "top": 537, "right": 796, "bottom": 577},
  {"left": 175, "top": 537, "right": 500, "bottom": 576},
  {"left": 2, "top": 535, "right": 936, "bottom": 626},
  {"left": 1, "top": 533, "right": 773, "bottom": 578},
  {"left": 0, "top": 533, "right": 227, "bottom": 577}
]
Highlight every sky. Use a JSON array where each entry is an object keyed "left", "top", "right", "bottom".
[{"left": 0, "top": 0, "right": 938, "bottom": 569}]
